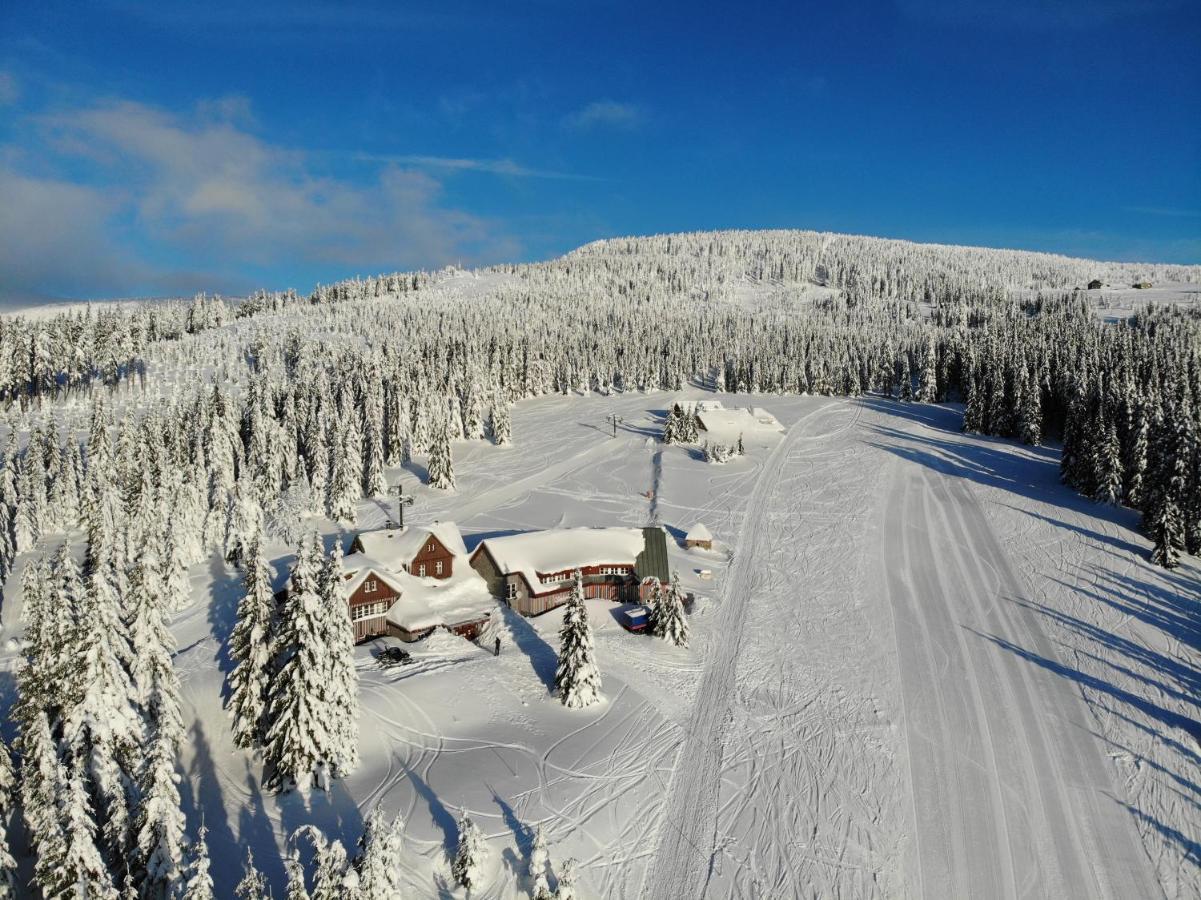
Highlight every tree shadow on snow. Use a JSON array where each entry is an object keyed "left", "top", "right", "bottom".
[
  {"left": 181, "top": 721, "right": 244, "bottom": 896},
  {"left": 205, "top": 555, "right": 242, "bottom": 700},
  {"left": 498, "top": 604, "right": 557, "bottom": 692},
  {"left": 492, "top": 791, "right": 533, "bottom": 881},
  {"left": 236, "top": 763, "right": 287, "bottom": 891},
  {"left": 404, "top": 765, "right": 459, "bottom": 856}
]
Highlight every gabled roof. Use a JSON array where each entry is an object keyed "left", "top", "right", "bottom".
[
  {"left": 353, "top": 522, "right": 468, "bottom": 569},
  {"left": 685, "top": 522, "right": 713, "bottom": 542},
  {"left": 342, "top": 549, "right": 493, "bottom": 630},
  {"left": 340, "top": 552, "right": 407, "bottom": 597},
  {"left": 472, "top": 527, "right": 647, "bottom": 592}
]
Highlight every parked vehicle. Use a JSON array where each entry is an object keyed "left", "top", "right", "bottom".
[
  {"left": 377, "top": 646, "right": 413, "bottom": 667},
  {"left": 618, "top": 605, "right": 650, "bottom": 633}
]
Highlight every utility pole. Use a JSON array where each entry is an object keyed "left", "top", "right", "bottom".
[
  {"left": 606, "top": 413, "right": 623, "bottom": 438},
  {"left": 390, "top": 481, "right": 414, "bottom": 529}
]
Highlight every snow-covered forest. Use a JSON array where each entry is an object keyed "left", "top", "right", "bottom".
[{"left": 0, "top": 228, "right": 1198, "bottom": 897}]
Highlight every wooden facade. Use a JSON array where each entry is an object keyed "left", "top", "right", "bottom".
[
  {"left": 346, "top": 572, "right": 400, "bottom": 642},
  {"left": 406, "top": 535, "right": 455, "bottom": 579},
  {"left": 470, "top": 545, "right": 640, "bottom": 616}
]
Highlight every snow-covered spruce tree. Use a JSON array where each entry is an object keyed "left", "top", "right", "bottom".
[
  {"left": 61, "top": 533, "right": 142, "bottom": 870},
  {"left": 1092, "top": 417, "right": 1123, "bottom": 505},
  {"left": 235, "top": 848, "right": 270, "bottom": 900},
  {"left": 354, "top": 806, "right": 405, "bottom": 899},
  {"left": 0, "top": 738, "right": 18, "bottom": 897},
  {"left": 318, "top": 540, "right": 359, "bottom": 777},
  {"left": 264, "top": 531, "right": 335, "bottom": 793},
  {"left": 491, "top": 399, "right": 513, "bottom": 446},
  {"left": 307, "top": 830, "right": 350, "bottom": 900},
  {"left": 328, "top": 419, "right": 360, "bottom": 524},
  {"left": 228, "top": 533, "right": 277, "bottom": 749},
  {"left": 180, "top": 826, "right": 216, "bottom": 900},
  {"left": 130, "top": 543, "right": 187, "bottom": 898},
  {"left": 284, "top": 854, "right": 310, "bottom": 900},
  {"left": 225, "top": 485, "right": 263, "bottom": 567},
  {"left": 0, "top": 443, "right": 18, "bottom": 585},
  {"left": 554, "top": 571, "right": 601, "bottom": 709},
  {"left": 1150, "top": 492, "right": 1183, "bottom": 569},
  {"left": 21, "top": 709, "right": 71, "bottom": 895},
  {"left": 659, "top": 572, "right": 690, "bottom": 648},
  {"left": 643, "top": 577, "right": 664, "bottom": 637},
  {"left": 1016, "top": 365, "right": 1042, "bottom": 446},
  {"left": 61, "top": 761, "right": 120, "bottom": 899},
  {"left": 916, "top": 337, "right": 938, "bottom": 403},
  {"left": 427, "top": 421, "right": 456, "bottom": 490},
  {"left": 662, "top": 405, "right": 681, "bottom": 444},
  {"left": 529, "top": 826, "right": 551, "bottom": 900},
  {"left": 451, "top": 812, "right": 487, "bottom": 893},
  {"left": 554, "top": 858, "right": 578, "bottom": 900}
]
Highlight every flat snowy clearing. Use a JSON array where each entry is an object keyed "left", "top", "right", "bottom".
[{"left": 6, "top": 390, "right": 1195, "bottom": 898}]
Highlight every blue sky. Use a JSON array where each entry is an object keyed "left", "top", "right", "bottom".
[{"left": 1, "top": 0, "right": 1198, "bottom": 302}]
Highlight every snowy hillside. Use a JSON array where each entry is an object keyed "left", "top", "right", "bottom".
[{"left": 0, "top": 229, "right": 1198, "bottom": 898}]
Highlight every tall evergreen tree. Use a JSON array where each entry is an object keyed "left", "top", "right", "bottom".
[
  {"left": 554, "top": 571, "right": 602, "bottom": 709},
  {"left": 659, "top": 572, "right": 690, "bottom": 648},
  {"left": 427, "top": 421, "right": 456, "bottom": 490},
  {"left": 264, "top": 532, "right": 335, "bottom": 793},
  {"left": 180, "top": 827, "right": 216, "bottom": 900},
  {"left": 318, "top": 541, "right": 359, "bottom": 777},
  {"left": 229, "top": 534, "right": 277, "bottom": 750},
  {"left": 355, "top": 807, "right": 405, "bottom": 899},
  {"left": 451, "top": 812, "right": 487, "bottom": 893}
]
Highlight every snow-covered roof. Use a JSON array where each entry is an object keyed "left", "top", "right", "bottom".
[
  {"left": 474, "top": 527, "right": 646, "bottom": 588},
  {"left": 340, "top": 553, "right": 408, "bottom": 597},
  {"left": 342, "top": 542, "right": 493, "bottom": 631},
  {"left": 383, "top": 569, "right": 494, "bottom": 632},
  {"left": 697, "top": 406, "right": 783, "bottom": 437},
  {"left": 685, "top": 523, "right": 713, "bottom": 542},
  {"left": 354, "top": 522, "right": 468, "bottom": 568}
]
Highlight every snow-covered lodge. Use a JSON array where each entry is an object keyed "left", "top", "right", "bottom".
[
  {"left": 469, "top": 526, "right": 670, "bottom": 616},
  {"left": 681, "top": 400, "right": 783, "bottom": 438},
  {"left": 341, "top": 523, "right": 493, "bottom": 643}
]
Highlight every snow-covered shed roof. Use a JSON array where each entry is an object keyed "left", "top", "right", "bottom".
[
  {"left": 353, "top": 522, "right": 468, "bottom": 568},
  {"left": 696, "top": 406, "right": 783, "bottom": 437},
  {"left": 340, "top": 553, "right": 408, "bottom": 597},
  {"left": 342, "top": 548, "right": 493, "bottom": 631},
  {"left": 685, "top": 523, "right": 713, "bottom": 542},
  {"left": 383, "top": 569, "right": 494, "bottom": 632},
  {"left": 474, "top": 527, "right": 647, "bottom": 586}
]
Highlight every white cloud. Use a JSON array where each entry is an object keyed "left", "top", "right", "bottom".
[
  {"left": 564, "top": 100, "right": 643, "bottom": 131},
  {"left": 1, "top": 95, "right": 520, "bottom": 300},
  {"left": 355, "top": 153, "right": 596, "bottom": 181}
]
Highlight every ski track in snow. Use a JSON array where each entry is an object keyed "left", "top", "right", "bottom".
[{"left": 643, "top": 396, "right": 1181, "bottom": 900}]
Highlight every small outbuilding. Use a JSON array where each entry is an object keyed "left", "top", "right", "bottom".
[
  {"left": 684, "top": 523, "right": 714, "bottom": 550},
  {"left": 1087, "top": 279, "right": 1104, "bottom": 290}
]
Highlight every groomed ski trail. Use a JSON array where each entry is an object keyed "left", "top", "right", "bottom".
[{"left": 640, "top": 399, "right": 842, "bottom": 900}]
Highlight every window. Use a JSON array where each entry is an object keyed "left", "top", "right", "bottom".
[
  {"left": 364, "top": 579, "right": 377, "bottom": 593},
  {"left": 435, "top": 561, "right": 444, "bottom": 575},
  {"left": 427, "top": 542, "right": 435, "bottom": 552},
  {"left": 351, "top": 601, "right": 387, "bottom": 621},
  {"left": 418, "top": 564, "right": 426, "bottom": 577},
  {"left": 506, "top": 581, "right": 517, "bottom": 600}
]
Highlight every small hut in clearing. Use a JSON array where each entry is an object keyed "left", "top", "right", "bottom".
[{"left": 684, "top": 523, "right": 714, "bottom": 550}]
